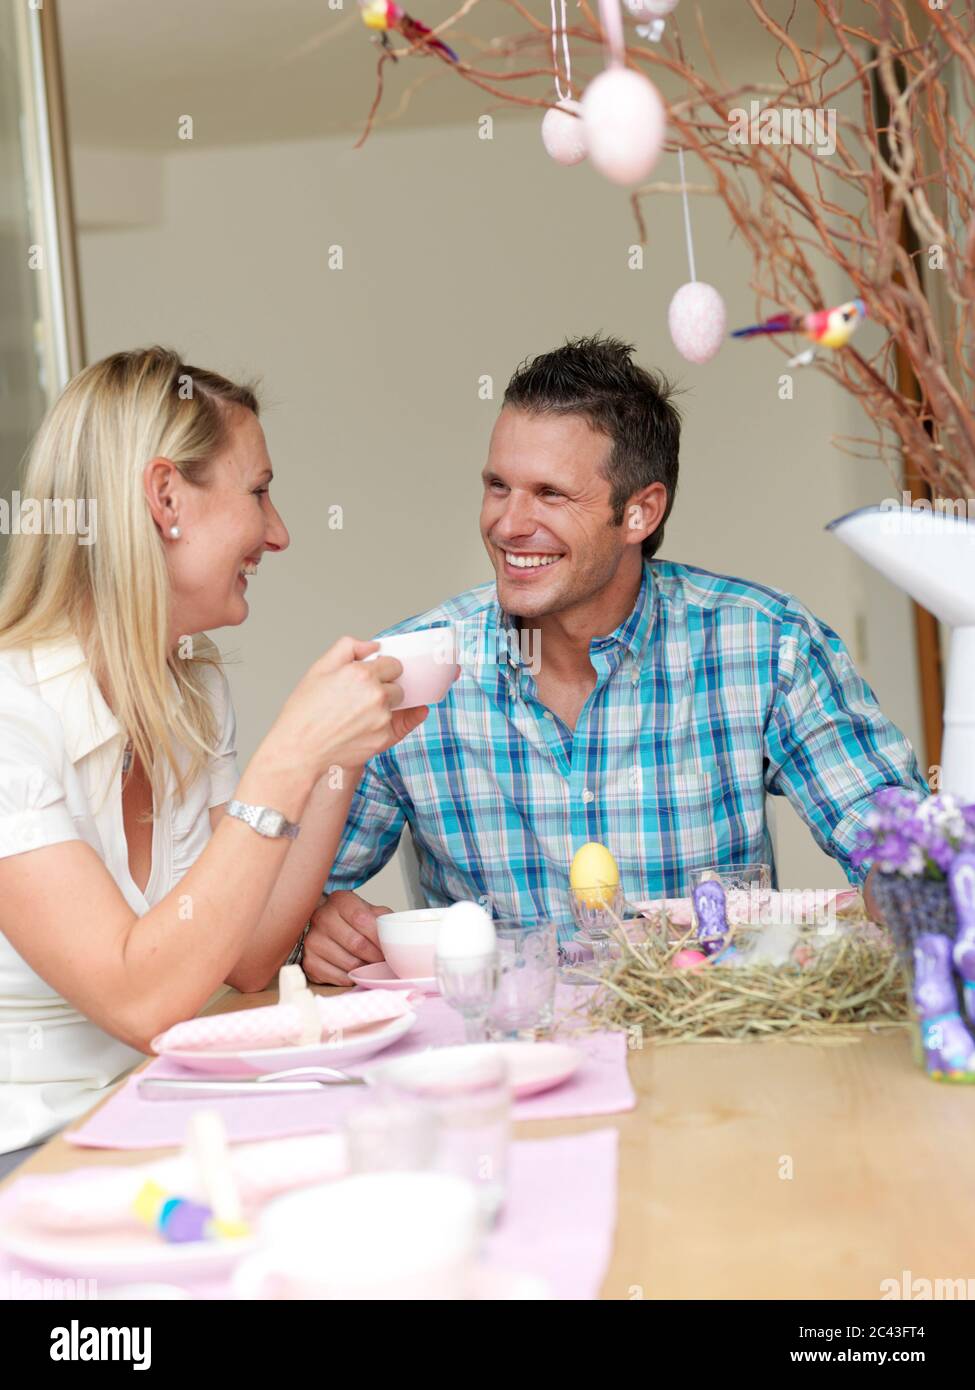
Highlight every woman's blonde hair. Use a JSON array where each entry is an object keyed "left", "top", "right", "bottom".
[{"left": 0, "top": 346, "right": 260, "bottom": 800}]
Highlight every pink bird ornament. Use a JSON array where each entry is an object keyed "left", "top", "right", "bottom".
[
  {"left": 357, "top": 0, "right": 459, "bottom": 62},
  {"left": 731, "top": 297, "right": 867, "bottom": 367}
]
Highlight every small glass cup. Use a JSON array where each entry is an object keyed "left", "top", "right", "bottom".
[
  {"left": 567, "top": 883, "right": 627, "bottom": 978},
  {"left": 487, "top": 919, "right": 558, "bottom": 1039},
  {"left": 690, "top": 862, "right": 772, "bottom": 893},
  {"left": 343, "top": 1098, "right": 439, "bottom": 1175},
  {"left": 375, "top": 1049, "right": 510, "bottom": 1222},
  {"left": 436, "top": 950, "right": 499, "bottom": 1043},
  {"left": 689, "top": 863, "right": 772, "bottom": 931}
]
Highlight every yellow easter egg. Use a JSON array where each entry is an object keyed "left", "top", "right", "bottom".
[{"left": 570, "top": 842, "right": 620, "bottom": 908}]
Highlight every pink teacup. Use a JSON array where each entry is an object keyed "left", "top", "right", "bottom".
[
  {"left": 377, "top": 908, "right": 444, "bottom": 979},
  {"left": 362, "top": 628, "right": 459, "bottom": 710}
]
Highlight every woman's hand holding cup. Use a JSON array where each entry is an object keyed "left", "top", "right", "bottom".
[{"left": 268, "top": 637, "right": 428, "bottom": 783}]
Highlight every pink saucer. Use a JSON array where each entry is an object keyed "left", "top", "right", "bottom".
[
  {"left": 349, "top": 961, "right": 439, "bottom": 995},
  {"left": 368, "top": 1041, "right": 581, "bottom": 1100}
]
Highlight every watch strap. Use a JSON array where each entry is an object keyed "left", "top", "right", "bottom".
[{"left": 226, "top": 799, "right": 301, "bottom": 840}]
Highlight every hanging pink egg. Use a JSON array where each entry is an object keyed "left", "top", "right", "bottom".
[
  {"left": 581, "top": 67, "right": 666, "bottom": 186},
  {"left": 624, "top": 0, "right": 679, "bottom": 16},
  {"left": 667, "top": 281, "right": 727, "bottom": 364},
  {"left": 541, "top": 99, "right": 588, "bottom": 166}
]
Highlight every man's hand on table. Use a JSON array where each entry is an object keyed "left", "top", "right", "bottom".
[
  {"left": 862, "top": 865, "right": 881, "bottom": 925},
  {"left": 302, "top": 889, "right": 390, "bottom": 986}
]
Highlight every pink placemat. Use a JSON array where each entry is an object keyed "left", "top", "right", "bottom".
[
  {"left": 66, "top": 992, "right": 635, "bottom": 1151},
  {"left": 0, "top": 1129, "right": 619, "bottom": 1301}
]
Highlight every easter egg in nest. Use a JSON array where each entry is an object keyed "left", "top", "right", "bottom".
[{"left": 673, "top": 948, "right": 708, "bottom": 970}]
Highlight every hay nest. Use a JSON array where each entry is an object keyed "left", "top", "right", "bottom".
[{"left": 573, "top": 910, "right": 910, "bottom": 1045}]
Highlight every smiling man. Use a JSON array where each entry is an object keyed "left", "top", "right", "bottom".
[{"left": 302, "top": 335, "right": 925, "bottom": 984}]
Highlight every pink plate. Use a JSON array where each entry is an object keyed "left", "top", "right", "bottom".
[
  {"left": 231, "top": 1253, "right": 550, "bottom": 1300},
  {"left": 0, "top": 1193, "right": 258, "bottom": 1283},
  {"left": 349, "top": 962, "right": 439, "bottom": 995},
  {"left": 367, "top": 1040, "right": 581, "bottom": 1100},
  {"left": 156, "top": 1010, "right": 417, "bottom": 1077}
]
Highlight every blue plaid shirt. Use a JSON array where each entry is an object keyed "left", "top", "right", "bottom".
[{"left": 326, "top": 562, "right": 925, "bottom": 935}]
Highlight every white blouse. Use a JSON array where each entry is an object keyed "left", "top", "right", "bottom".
[{"left": 0, "top": 638, "right": 239, "bottom": 1153}]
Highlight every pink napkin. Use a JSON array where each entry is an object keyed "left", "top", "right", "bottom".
[
  {"left": 9, "top": 1133, "right": 347, "bottom": 1234},
  {"left": 0, "top": 1129, "right": 619, "bottom": 1301},
  {"left": 153, "top": 990, "right": 416, "bottom": 1055},
  {"left": 633, "top": 886, "right": 861, "bottom": 928},
  {"left": 67, "top": 994, "right": 635, "bottom": 1150}
]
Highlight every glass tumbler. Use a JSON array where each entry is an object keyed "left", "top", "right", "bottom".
[
  {"left": 487, "top": 919, "right": 558, "bottom": 1039},
  {"left": 374, "top": 1048, "right": 510, "bottom": 1222}
]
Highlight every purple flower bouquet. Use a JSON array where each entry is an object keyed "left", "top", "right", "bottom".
[{"left": 854, "top": 789, "right": 975, "bottom": 1082}]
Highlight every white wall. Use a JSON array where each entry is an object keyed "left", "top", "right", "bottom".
[{"left": 73, "top": 119, "right": 923, "bottom": 906}]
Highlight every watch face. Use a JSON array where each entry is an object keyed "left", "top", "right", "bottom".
[{"left": 257, "top": 808, "right": 286, "bottom": 837}]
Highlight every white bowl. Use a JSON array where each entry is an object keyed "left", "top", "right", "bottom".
[
  {"left": 242, "top": 1172, "right": 481, "bottom": 1299},
  {"left": 377, "top": 908, "right": 444, "bottom": 979},
  {"left": 362, "top": 627, "right": 459, "bottom": 709}
]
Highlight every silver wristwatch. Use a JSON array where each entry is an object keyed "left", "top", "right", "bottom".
[
  {"left": 287, "top": 923, "right": 311, "bottom": 967},
  {"left": 226, "top": 799, "right": 301, "bottom": 840}
]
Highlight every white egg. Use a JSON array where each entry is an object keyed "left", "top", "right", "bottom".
[
  {"left": 667, "top": 281, "right": 727, "bottom": 364},
  {"left": 581, "top": 67, "right": 666, "bottom": 186},
  {"left": 541, "top": 99, "right": 588, "bottom": 166},
  {"left": 435, "top": 900, "right": 497, "bottom": 960}
]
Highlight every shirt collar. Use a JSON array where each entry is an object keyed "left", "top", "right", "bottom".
[
  {"left": 486, "top": 562, "right": 655, "bottom": 693},
  {"left": 31, "top": 637, "right": 123, "bottom": 763},
  {"left": 589, "top": 562, "right": 654, "bottom": 669}
]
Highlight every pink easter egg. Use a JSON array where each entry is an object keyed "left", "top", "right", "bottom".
[
  {"left": 667, "top": 281, "right": 727, "bottom": 364},
  {"left": 581, "top": 67, "right": 666, "bottom": 186},
  {"left": 542, "top": 99, "right": 588, "bottom": 166},
  {"left": 673, "top": 948, "right": 708, "bottom": 970}
]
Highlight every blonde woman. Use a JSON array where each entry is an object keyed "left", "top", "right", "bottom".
[{"left": 0, "top": 347, "right": 427, "bottom": 1172}]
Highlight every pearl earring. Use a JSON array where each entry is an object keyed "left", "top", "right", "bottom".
[{"left": 169, "top": 525, "right": 181, "bottom": 539}]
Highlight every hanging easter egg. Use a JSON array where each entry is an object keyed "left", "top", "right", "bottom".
[
  {"left": 623, "top": 0, "right": 679, "bottom": 17},
  {"left": 667, "top": 281, "right": 727, "bottom": 364},
  {"left": 581, "top": 67, "right": 666, "bottom": 186},
  {"left": 541, "top": 99, "right": 588, "bottom": 166}
]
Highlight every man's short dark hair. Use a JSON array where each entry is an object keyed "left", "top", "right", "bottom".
[{"left": 502, "top": 335, "right": 680, "bottom": 559}]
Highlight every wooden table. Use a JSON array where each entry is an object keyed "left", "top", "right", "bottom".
[{"left": 5, "top": 989, "right": 970, "bottom": 1299}]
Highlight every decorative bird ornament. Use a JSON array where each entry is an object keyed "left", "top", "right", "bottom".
[
  {"left": 357, "top": 0, "right": 459, "bottom": 62},
  {"left": 731, "top": 297, "right": 867, "bottom": 367}
]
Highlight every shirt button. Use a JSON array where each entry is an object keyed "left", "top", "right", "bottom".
[
  {"left": 581, "top": 788, "right": 595, "bottom": 803},
  {"left": 544, "top": 710, "right": 554, "bottom": 720}
]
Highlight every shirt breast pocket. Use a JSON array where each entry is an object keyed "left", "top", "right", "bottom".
[
  {"left": 666, "top": 760, "right": 721, "bottom": 837},
  {"left": 670, "top": 755, "right": 765, "bottom": 866}
]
